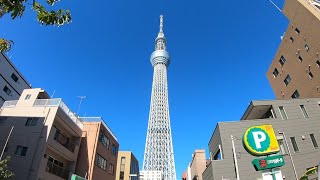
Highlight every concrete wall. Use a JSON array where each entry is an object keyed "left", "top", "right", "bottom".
[
  {"left": 204, "top": 98, "right": 320, "bottom": 180},
  {"left": 0, "top": 52, "right": 30, "bottom": 105}
]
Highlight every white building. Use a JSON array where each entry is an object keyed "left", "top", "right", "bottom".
[{"left": 0, "top": 52, "right": 30, "bottom": 105}]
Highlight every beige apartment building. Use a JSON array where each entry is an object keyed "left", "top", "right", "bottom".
[
  {"left": 0, "top": 52, "right": 30, "bottom": 105},
  {"left": 75, "top": 117, "right": 119, "bottom": 180},
  {"left": 115, "top": 151, "right": 139, "bottom": 180},
  {"left": 0, "top": 88, "right": 83, "bottom": 180},
  {"left": 267, "top": 0, "right": 320, "bottom": 99},
  {"left": 0, "top": 88, "right": 120, "bottom": 180},
  {"left": 182, "top": 149, "right": 209, "bottom": 180}
]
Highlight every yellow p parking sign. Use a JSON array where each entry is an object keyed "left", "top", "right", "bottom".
[{"left": 243, "top": 124, "right": 280, "bottom": 156}]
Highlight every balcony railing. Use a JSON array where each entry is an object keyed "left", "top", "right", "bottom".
[
  {"left": 2, "top": 98, "right": 83, "bottom": 129},
  {"left": 46, "top": 160, "right": 69, "bottom": 179},
  {"left": 54, "top": 130, "right": 76, "bottom": 153}
]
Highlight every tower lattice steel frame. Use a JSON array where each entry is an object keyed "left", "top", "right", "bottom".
[{"left": 142, "top": 15, "right": 176, "bottom": 180}]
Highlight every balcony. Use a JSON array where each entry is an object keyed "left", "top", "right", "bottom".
[
  {"left": 46, "top": 160, "right": 69, "bottom": 180},
  {"left": 54, "top": 130, "right": 76, "bottom": 153},
  {"left": 2, "top": 98, "right": 83, "bottom": 129}
]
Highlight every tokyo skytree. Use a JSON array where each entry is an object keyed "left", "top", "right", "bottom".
[{"left": 142, "top": 15, "right": 176, "bottom": 180}]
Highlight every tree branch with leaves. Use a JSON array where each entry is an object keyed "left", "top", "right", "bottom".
[
  {"left": 0, "top": 156, "right": 14, "bottom": 179},
  {"left": 0, "top": 0, "right": 71, "bottom": 52}
]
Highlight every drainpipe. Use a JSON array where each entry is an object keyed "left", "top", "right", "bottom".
[
  {"left": 278, "top": 131, "right": 298, "bottom": 180},
  {"left": 231, "top": 135, "right": 240, "bottom": 180}
]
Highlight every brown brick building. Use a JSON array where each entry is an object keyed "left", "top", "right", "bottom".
[
  {"left": 75, "top": 118, "right": 119, "bottom": 180},
  {"left": 267, "top": 0, "right": 320, "bottom": 99}
]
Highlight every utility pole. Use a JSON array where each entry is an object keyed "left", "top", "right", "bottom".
[{"left": 0, "top": 126, "right": 14, "bottom": 160}]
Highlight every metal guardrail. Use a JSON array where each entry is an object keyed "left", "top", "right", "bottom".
[
  {"left": 1, "top": 98, "right": 83, "bottom": 129},
  {"left": 46, "top": 161, "right": 69, "bottom": 179},
  {"left": 54, "top": 130, "right": 76, "bottom": 153},
  {"left": 81, "top": 117, "right": 117, "bottom": 141},
  {"left": 2, "top": 100, "right": 18, "bottom": 107}
]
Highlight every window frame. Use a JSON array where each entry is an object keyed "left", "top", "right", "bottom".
[
  {"left": 15, "top": 145, "right": 28, "bottom": 156},
  {"left": 284, "top": 75, "right": 291, "bottom": 86},
  {"left": 279, "top": 106, "right": 288, "bottom": 120},
  {"left": 3, "top": 86, "right": 12, "bottom": 96},
  {"left": 25, "top": 117, "right": 38, "bottom": 126},
  {"left": 273, "top": 68, "right": 279, "bottom": 78},
  {"left": 310, "top": 134, "right": 318, "bottom": 149},
  {"left": 11, "top": 73, "right": 19, "bottom": 82},
  {"left": 300, "top": 105, "right": 309, "bottom": 118},
  {"left": 290, "top": 137, "right": 299, "bottom": 152},
  {"left": 279, "top": 55, "right": 286, "bottom": 67},
  {"left": 291, "top": 90, "right": 300, "bottom": 99}
]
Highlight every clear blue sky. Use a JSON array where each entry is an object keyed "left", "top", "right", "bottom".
[{"left": 1, "top": 0, "right": 288, "bottom": 178}]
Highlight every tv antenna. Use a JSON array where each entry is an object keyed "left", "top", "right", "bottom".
[{"left": 77, "top": 96, "right": 86, "bottom": 115}]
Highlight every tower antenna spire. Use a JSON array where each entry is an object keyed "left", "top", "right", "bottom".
[{"left": 159, "top": 15, "right": 163, "bottom": 33}]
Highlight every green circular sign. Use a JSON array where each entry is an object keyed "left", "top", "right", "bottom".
[
  {"left": 246, "top": 127, "right": 270, "bottom": 152},
  {"left": 243, "top": 125, "right": 279, "bottom": 156}
]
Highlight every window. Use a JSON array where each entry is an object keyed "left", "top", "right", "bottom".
[
  {"left": 95, "top": 154, "right": 107, "bottom": 170},
  {"left": 0, "top": 117, "right": 7, "bottom": 125},
  {"left": 284, "top": 75, "right": 291, "bottom": 86},
  {"left": 120, "top": 157, "right": 125, "bottom": 165},
  {"left": 310, "top": 134, "right": 318, "bottom": 148},
  {"left": 300, "top": 105, "right": 309, "bottom": 118},
  {"left": 308, "top": 72, "right": 313, "bottom": 79},
  {"left": 273, "top": 68, "right": 279, "bottom": 78},
  {"left": 316, "top": 60, "right": 320, "bottom": 67},
  {"left": 0, "top": 96, "right": 5, "bottom": 102},
  {"left": 120, "top": 172, "right": 124, "bottom": 180},
  {"left": 277, "top": 139, "right": 287, "bottom": 155},
  {"left": 3, "top": 86, "right": 11, "bottom": 96},
  {"left": 25, "top": 117, "right": 38, "bottom": 126},
  {"left": 295, "top": 28, "right": 300, "bottom": 34},
  {"left": 112, "top": 144, "right": 117, "bottom": 156},
  {"left": 15, "top": 145, "right": 28, "bottom": 156},
  {"left": 290, "top": 37, "right": 294, "bottom": 43},
  {"left": 291, "top": 90, "right": 300, "bottom": 99},
  {"left": 279, "top": 106, "right": 288, "bottom": 119},
  {"left": 99, "top": 132, "right": 110, "bottom": 149},
  {"left": 305, "top": 44, "right": 309, "bottom": 51},
  {"left": 109, "top": 163, "right": 114, "bottom": 175},
  {"left": 25, "top": 94, "right": 31, "bottom": 100},
  {"left": 290, "top": 137, "right": 299, "bottom": 152},
  {"left": 11, "top": 73, "right": 18, "bottom": 82},
  {"left": 279, "top": 56, "right": 286, "bottom": 66},
  {"left": 298, "top": 56, "right": 303, "bottom": 62}
]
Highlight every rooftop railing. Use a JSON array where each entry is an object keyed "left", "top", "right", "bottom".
[
  {"left": 2, "top": 98, "right": 83, "bottom": 129},
  {"left": 81, "top": 117, "right": 117, "bottom": 141}
]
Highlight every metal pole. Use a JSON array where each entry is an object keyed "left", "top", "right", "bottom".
[
  {"left": 279, "top": 131, "right": 298, "bottom": 180},
  {"left": 231, "top": 135, "right": 240, "bottom": 180},
  {"left": 0, "top": 126, "right": 14, "bottom": 161},
  {"left": 76, "top": 96, "right": 86, "bottom": 115}
]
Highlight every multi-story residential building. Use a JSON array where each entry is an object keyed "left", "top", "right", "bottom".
[
  {"left": 115, "top": 151, "right": 139, "bottom": 180},
  {"left": 0, "top": 52, "right": 30, "bottom": 105},
  {"left": 267, "top": 0, "right": 320, "bottom": 99},
  {"left": 75, "top": 117, "right": 119, "bottom": 180},
  {"left": 0, "top": 88, "right": 83, "bottom": 180},
  {"left": 203, "top": 98, "right": 320, "bottom": 180},
  {"left": 189, "top": 149, "right": 207, "bottom": 180}
]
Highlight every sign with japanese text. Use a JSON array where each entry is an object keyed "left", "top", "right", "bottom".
[{"left": 252, "top": 155, "right": 285, "bottom": 171}]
